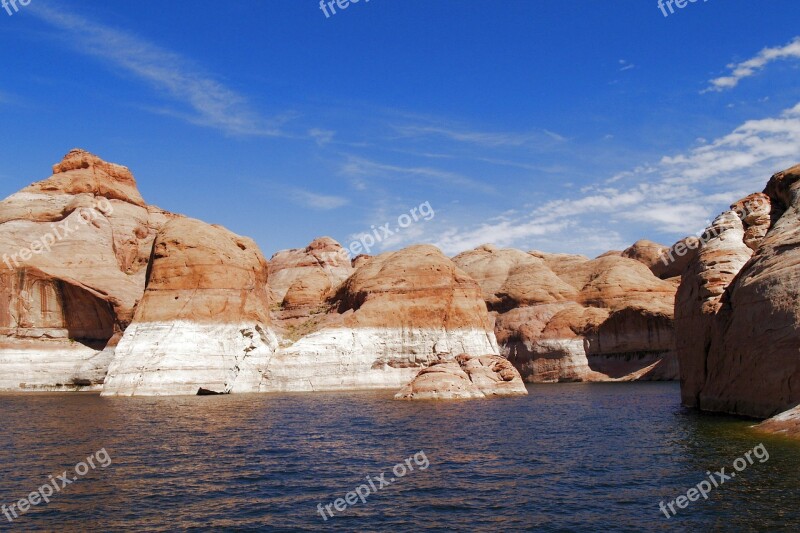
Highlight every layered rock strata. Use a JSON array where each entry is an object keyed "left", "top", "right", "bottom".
[
  {"left": 455, "top": 245, "right": 678, "bottom": 383},
  {"left": 755, "top": 405, "right": 800, "bottom": 439},
  {"left": 102, "top": 217, "right": 278, "bottom": 396},
  {"left": 264, "top": 245, "right": 500, "bottom": 391}
]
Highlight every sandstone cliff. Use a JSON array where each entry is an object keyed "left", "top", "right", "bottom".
[
  {"left": 676, "top": 164, "right": 800, "bottom": 419},
  {"left": 0, "top": 149, "right": 173, "bottom": 391},
  {"left": 755, "top": 405, "right": 800, "bottom": 439},
  {"left": 455, "top": 244, "right": 678, "bottom": 383},
  {"left": 102, "top": 217, "right": 278, "bottom": 396},
  {"left": 265, "top": 245, "right": 500, "bottom": 392},
  {"left": 268, "top": 236, "right": 353, "bottom": 329}
]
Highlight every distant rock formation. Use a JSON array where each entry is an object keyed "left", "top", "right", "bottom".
[
  {"left": 265, "top": 245, "right": 499, "bottom": 392},
  {"left": 395, "top": 353, "right": 527, "bottom": 400},
  {"left": 455, "top": 245, "right": 678, "bottom": 383},
  {"left": 0, "top": 151, "right": 502, "bottom": 395},
  {"left": 269, "top": 237, "right": 353, "bottom": 306},
  {"left": 0, "top": 149, "right": 174, "bottom": 391},
  {"left": 268, "top": 237, "right": 354, "bottom": 333},
  {"left": 676, "top": 164, "right": 800, "bottom": 419},
  {"left": 621, "top": 239, "right": 668, "bottom": 271}
]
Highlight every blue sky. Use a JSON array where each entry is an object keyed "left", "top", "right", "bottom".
[{"left": 1, "top": 1, "right": 799, "bottom": 258}]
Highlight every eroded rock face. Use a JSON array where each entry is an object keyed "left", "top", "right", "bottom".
[
  {"left": 677, "top": 164, "right": 800, "bottom": 418},
  {"left": 394, "top": 353, "right": 527, "bottom": 400},
  {"left": 453, "top": 245, "right": 577, "bottom": 312},
  {"left": 732, "top": 193, "right": 772, "bottom": 251},
  {"left": 555, "top": 255, "right": 676, "bottom": 312},
  {"left": 264, "top": 245, "right": 500, "bottom": 392},
  {"left": 3, "top": 152, "right": 509, "bottom": 396},
  {"left": 0, "top": 149, "right": 174, "bottom": 391},
  {"left": 456, "top": 245, "right": 678, "bottom": 383},
  {"left": 495, "top": 303, "right": 606, "bottom": 382},
  {"left": 102, "top": 217, "right": 278, "bottom": 396},
  {"left": 269, "top": 237, "right": 353, "bottom": 304},
  {"left": 622, "top": 240, "right": 669, "bottom": 271}
]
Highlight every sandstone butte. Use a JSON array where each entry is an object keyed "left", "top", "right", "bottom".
[
  {"left": 0, "top": 150, "right": 696, "bottom": 398},
  {"left": 0, "top": 149, "right": 175, "bottom": 391},
  {"left": 675, "top": 163, "right": 800, "bottom": 439}
]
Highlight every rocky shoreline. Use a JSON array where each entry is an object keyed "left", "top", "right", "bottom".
[{"left": 0, "top": 150, "right": 798, "bottom": 424}]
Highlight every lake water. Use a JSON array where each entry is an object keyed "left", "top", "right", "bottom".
[{"left": 0, "top": 382, "right": 798, "bottom": 531}]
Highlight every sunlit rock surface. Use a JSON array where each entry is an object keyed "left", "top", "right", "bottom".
[
  {"left": 0, "top": 150, "right": 174, "bottom": 391},
  {"left": 455, "top": 245, "right": 678, "bottom": 383},
  {"left": 677, "top": 164, "right": 800, "bottom": 419},
  {"left": 395, "top": 353, "right": 527, "bottom": 400}
]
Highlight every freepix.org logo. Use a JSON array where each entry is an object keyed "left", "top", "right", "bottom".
[{"left": 2, "top": 0, "right": 32, "bottom": 17}]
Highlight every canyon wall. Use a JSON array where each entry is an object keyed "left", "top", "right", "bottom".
[
  {"left": 676, "top": 165, "right": 800, "bottom": 419},
  {"left": 454, "top": 244, "right": 679, "bottom": 383}
]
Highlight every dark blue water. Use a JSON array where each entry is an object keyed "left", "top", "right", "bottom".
[{"left": 0, "top": 382, "right": 798, "bottom": 531}]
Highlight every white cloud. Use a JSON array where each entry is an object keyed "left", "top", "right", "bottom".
[
  {"left": 339, "top": 156, "right": 496, "bottom": 193},
  {"left": 421, "top": 100, "right": 800, "bottom": 256},
  {"left": 289, "top": 189, "right": 349, "bottom": 210},
  {"left": 705, "top": 37, "right": 800, "bottom": 92},
  {"left": 29, "top": 5, "right": 285, "bottom": 136},
  {"left": 659, "top": 103, "right": 800, "bottom": 183},
  {"left": 393, "top": 124, "right": 566, "bottom": 147},
  {"left": 430, "top": 218, "right": 574, "bottom": 256},
  {"left": 309, "top": 128, "right": 335, "bottom": 146}
]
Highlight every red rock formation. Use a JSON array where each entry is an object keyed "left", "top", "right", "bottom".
[
  {"left": 335, "top": 245, "right": 493, "bottom": 330},
  {"left": 129, "top": 217, "right": 272, "bottom": 323},
  {"left": 102, "top": 217, "right": 278, "bottom": 396},
  {"left": 756, "top": 405, "right": 800, "bottom": 439},
  {"left": 676, "top": 164, "right": 800, "bottom": 418},
  {"left": 269, "top": 237, "right": 353, "bottom": 303},
  {"left": 0, "top": 149, "right": 174, "bottom": 390},
  {"left": 452, "top": 245, "right": 577, "bottom": 312},
  {"left": 268, "top": 237, "right": 353, "bottom": 329},
  {"left": 265, "top": 245, "right": 500, "bottom": 392},
  {"left": 352, "top": 254, "right": 372, "bottom": 268},
  {"left": 456, "top": 246, "right": 678, "bottom": 383},
  {"left": 621, "top": 239, "right": 673, "bottom": 277}
]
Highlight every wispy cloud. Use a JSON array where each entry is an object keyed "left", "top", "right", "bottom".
[
  {"left": 339, "top": 155, "right": 496, "bottom": 193},
  {"left": 659, "top": 103, "right": 800, "bottom": 182},
  {"left": 28, "top": 5, "right": 286, "bottom": 136},
  {"left": 289, "top": 188, "right": 349, "bottom": 210},
  {"left": 528, "top": 102, "right": 800, "bottom": 236},
  {"left": 245, "top": 179, "right": 349, "bottom": 211},
  {"left": 619, "top": 59, "right": 635, "bottom": 72},
  {"left": 705, "top": 36, "right": 800, "bottom": 92},
  {"left": 308, "top": 128, "right": 336, "bottom": 146},
  {"left": 424, "top": 99, "right": 800, "bottom": 256},
  {"left": 393, "top": 124, "right": 566, "bottom": 147},
  {"left": 430, "top": 217, "right": 574, "bottom": 256}
]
